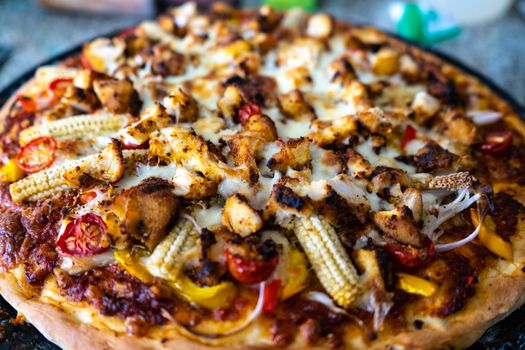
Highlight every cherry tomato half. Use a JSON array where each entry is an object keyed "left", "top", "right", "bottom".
[
  {"left": 237, "top": 103, "right": 261, "bottom": 125},
  {"left": 479, "top": 131, "right": 513, "bottom": 154},
  {"left": 384, "top": 238, "right": 435, "bottom": 268},
  {"left": 56, "top": 213, "right": 110, "bottom": 256},
  {"left": 16, "top": 136, "right": 57, "bottom": 173},
  {"left": 401, "top": 125, "right": 417, "bottom": 149},
  {"left": 118, "top": 27, "right": 137, "bottom": 39},
  {"left": 262, "top": 279, "right": 281, "bottom": 314},
  {"left": 16, "top": 95, "right": 37, "bottom": 113},
  {"left": 49, "top": 78, "right": 73, "bottom": 99},
  {"left": 225, "top": 248, "right": 279, "bottom": 285}
]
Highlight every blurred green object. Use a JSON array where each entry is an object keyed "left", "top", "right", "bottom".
[
  {"left": 397, "top": 3, "right": 425, "bottom": 42},
  {"left": 265, "top": 0, "right": 317, "bottom": 12},
  {"left": 395, "top": 2, "right": 460, "bottom": 46}
]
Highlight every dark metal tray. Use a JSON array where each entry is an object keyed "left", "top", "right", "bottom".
[{"left": 0, "top": 29, "right": 524, "bottom": 350}]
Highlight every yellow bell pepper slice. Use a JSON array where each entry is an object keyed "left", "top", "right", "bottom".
[
  {"left": 281, "top": 249, "right": 309, "bottom": 300},
  {"left": 171, "top": 276, "right": 237, "bottom": 310},
  {"left": 114, "top": 249, "right": 155, "bottom": 284},
  {"left": 470, "top": 209, "right": 513, "bottom": 261},
  {"left": 115, "top": 249, "right": 237, "bottom": 310},
  {"left": 0, "top": 159, "right": 25, "bottom": 183},
  {"left": 397, "top": 273, "right": 437, "bottom": 297}
]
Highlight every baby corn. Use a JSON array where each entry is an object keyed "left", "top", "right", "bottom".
[
  {"left": 293, "top": 215, "right": 360, "bottom": 308},
  {"left": 19, "top": 113, "right": 129, "bottom": 146},
  {"left": 143, "top": 214, "right": 199, "bottom": 281}
]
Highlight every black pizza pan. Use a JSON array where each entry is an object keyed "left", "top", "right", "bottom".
[{"left": 0, "top": 27, "right": 523, "bottom": 350}]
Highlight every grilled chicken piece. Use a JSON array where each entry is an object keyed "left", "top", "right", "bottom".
[
  {"left": 227, "top": 134, "right": 263, "bottom": 169},
  {"left": 64, "top": 139, "right": 124, "bottom": 186},
  {"left": 306, "top": 13, "right": 333, "bottom": 40},
  {"left": 340, "top": 80, "right": 373, "bottom": 111},
  {"left": 278, "top": 90, "right": 316, "bottom": 121},
  {"left": 151, "top": 44, "right": 185, "bottom": 77},
  {"left": 373, "top": 206, "right": 423, "bottom": 247},
  {"left": 267, "top": 137, "right": 310, "bottom": 172},
  {"left": 412, "top": 91, "right": 440, "bottom": 123},
  {"left": 223, "top": 75, "right": 277, "bottom": 108},
  {"left": 61, "top": 86, "right": 99, "bottom": 113},
  {"left": 93, "top": 78, "right": 141, "bottom": 115},
  {"left": 277, "top": 38, "right": 323, "bottom": 70},
  {"left": 113, "top": 178, "right": 179, "bottom": 250},
  {"left": 149, "top": 126, "right": 226, "bottom": 182},
  {"left": 441, "top": 109, "right": 480, "bottom": 145},
  {"left": 344, "top": 149, "right": 373, "bottom": 178},
  {"left": 243, "top": 114, "right": 278, "bottom": 142},
  {"left": 400, "top": 188, "right": 423, "bottom": 223},
  {"left": 123, "top": 103, "right": 172, "bottom": 145},
  {"left": 280, "top": 66, "right": 312, "bottom": 91},
  {"left": 328, "top": 57, "right": 357, "bottom": 84},
  {"left": 162, "top": 88, "right": 198, "bottom": 123},
  {"left": 356, "top": 108, "right": 393, "bottom": 135},
  {"left": 266, "top": 183, "right": 313, "bottom": 226},
  {"left": 309, "top": 116, "right": 358, "bottom": 147},
  {"left": 370, "top": 166, "right": 410, "bottom": 196},
  {"left": 222, "top": 194, "right": 263, "bottom": 237},
  {"left": 217, "top": 85, "right": 243, "bottom": 122},
  {"left": 172, "top": 167, "right": 217, "bottom": 199},
  {"left": 401, "top": 142, "right": 459, "bottom": 173},
  {"left": 371, "top": 48, "right": 399, "bottom": 76}
]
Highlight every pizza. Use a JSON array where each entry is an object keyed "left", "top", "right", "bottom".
[{"left": 1, "top": 2, "right": 525, "bottom": 349}]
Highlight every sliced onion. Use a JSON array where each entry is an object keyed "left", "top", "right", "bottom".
[
  {"left": 467, "top": 110, "right": 502, "bottom": 125},
  {"left": 422, "top": 188, "right": 480, "bottom": 240},
  {"left": 435, "top": 224, "right": 481, "bottom": 252},
  {"left": 163, "top": 282, "right": 266, "bottom": 339},
  {"left": 183, "top": 213, "right": 203, "bottom": 232},
  {"left": 305, "top": 291, "right": 349, "bottom": 315}
]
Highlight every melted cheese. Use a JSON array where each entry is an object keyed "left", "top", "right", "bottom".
[{"left": 116, "top": 164, "right": 178, "bottom": 190}]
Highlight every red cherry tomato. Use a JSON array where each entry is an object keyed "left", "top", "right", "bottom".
[
  {"left": 56, "top": 214, "right": 110, "bottom": 256},
  {"left": 49, "top": 78, "right": 73, "bottom": 99},
  {"left": 16, "top": 136, "right": 57, "bottom": 173},
  {"left": 401, "top": 125, "right": 417, "bottom": 149},
  {"left": 16, "top": 95, "right": 37, "bottom": 113},
  {"left": 479, "top": 131, "right": 513, "bottom": 154},
  {"left": 262, "top": 279, "right": 281, "bottom": 314},
  {"left": 80, "top": 53, "right": 92, "bottom": 70},
  {"left": 225, "top": 248, "right": 279, "bottom": 285},
  {"left": 237, "top": 103, "right": 261, "bottom": 125},
  {"left": 384, "top": 238, "right": 435, "bottom": 268}
]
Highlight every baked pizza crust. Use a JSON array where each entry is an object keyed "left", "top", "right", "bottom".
[{"left": 1, "top": 23, "right": 525, "bottom": 350}]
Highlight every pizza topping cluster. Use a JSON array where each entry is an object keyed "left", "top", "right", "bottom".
[{"left": 1, "top": 2, "right": 525, "bottom": 347}]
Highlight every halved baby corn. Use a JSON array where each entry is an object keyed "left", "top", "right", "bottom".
[
  {"left": 10, "top": 159, "right": 83, "bottom": 202},
  {"left": 19, "top": 113, "right": 130, "bottom": 146},
  {"left": 142, "top": 214, "right": 199, "bottom": 281},
  {"left": 10, "top": 149, "right": 143, "bottom": 203},
  {"left": 293, "top": 215, "right": 360, "bottom": 308}
]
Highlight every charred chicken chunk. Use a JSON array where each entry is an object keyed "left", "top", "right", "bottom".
[
  {"left": 222, "top": 194, "right": 263, "bottom": 237},
  {"left": 93, "top": 78, "right": 141, "bottom": 115},
  {"left": 151, "top": 44, "right": 185, "bottom": 77},
  {"left": 373, "top": 206, "right": 423, "bottom": 247},
  {"left": 61, "top": 86, "right": 100, "bottom": 113},
  {"left": 123, "top": 103, "right": 172, "bottom": 145},
  {"left": 278, "top": 90, "right": 316, "bottom": 121},
  {"left": 162, "top": 88, "right": 198, "bottom": 123},
  {"left": 400, "top": 142, "right": 459, "bottom": 173},
  {"left": 267, "top": 137, "right": 311, "bottom": 172},
  {"left": 113, "top": 178, "right": 179, "bottom": 250},
  {"left": 309, "top": 116, "right": 358, "bottom": 147}
]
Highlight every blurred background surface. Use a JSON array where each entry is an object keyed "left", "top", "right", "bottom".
[{"left": 0, "top": 0, "right": 524, "bottom": 102}]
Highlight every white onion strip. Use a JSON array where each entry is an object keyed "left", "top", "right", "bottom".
[
  {"left": 163, "top": 282, "right": 266, "bottom": 339},
  {"left": 467, "top": 110, "right": 502, "bottom": 125},
  {"left": 435, "top": 223, "right": 481, "bottom": 252},
  {"left": 305, "top": 291, "right": 349, "bottom": 315},
  {"left": 422, "top": 188, "right": 480, "bottom": 240}
]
